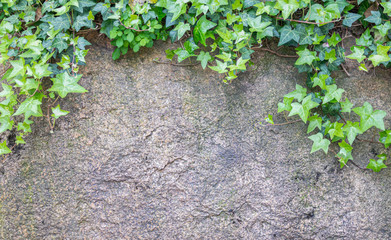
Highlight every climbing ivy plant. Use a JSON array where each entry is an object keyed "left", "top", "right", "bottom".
[{"left": 1, "top": 0, "right": 391, "bottom": 172}]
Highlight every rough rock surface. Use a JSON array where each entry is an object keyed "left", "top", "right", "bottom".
[{"left": 1, "top": 40, "right": 391, "bottom": 239}]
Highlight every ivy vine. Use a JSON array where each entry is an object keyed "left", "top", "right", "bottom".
[{"left": 1, "top": 0, "right": 391, "bottom": 172}]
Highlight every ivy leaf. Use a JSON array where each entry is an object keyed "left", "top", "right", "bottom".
[
  {"left": 209, "top": 60, "right": 228, "bottom": 73},
  {"left": 73, "top": 15, "right": 94, "bottom": 31},
  {"left": 374, "top": 21, "right": 391, "bottom": 37},
  {"left": 9, "top": 58, "right": 26, "bottom": 79},
  {"left": 325, "top": 49, "right": 336, "bottom": 63},
  {"left": 341, "top": 98, "right": 353, "bottom": 113},
  {"left": 367, "top": 154, "right": 387, "bottom": 172},
  {"left": 295, "top": 48, "right": 316, "bottom": 66},
  {"left": 193, "top": 15, "right": 216, "bottom": 46},
  {"left": 379, "top": 130, "right": 391, "bottom": 148},
  {"left": 48, "top": 72, "right": 88, "bottom": 98},
  {"left": 0, "top": 84, "right": 13, "bottom": 98},
  {"left": 359, "top": 63, "right": 368, "bottom": 72},
  {"left": 265, "top": 114, "right": 274, "bottom": 124},
  {"left": 327, "top": 32, "right": 341, "bottom": 47},
  {"left": 275, "top": 0, "right": 299, "bottom": 20},
  {"left": 277, "top": 97, "right": 293, "bottom": 113},
  {"left": 51, "top": 105, "right": 69, "bottom": 119},
  {"left": 353, "top": 102, "right": 386, "bottom": 132},
  {"left": 232, "top": 0, "right": 243, "bottom": 10},
  {"left": 381, "top": 2, "right": 391, "bottom": 17},
  {"left": 52, "top": 14, "right": 71, "bottom": 31},
  {"left": 312, "top": 74, "right": 328, "bottom": 90},
  {"left": 278, "top": 25, "right": 300, "bottom": 46},
  {"left": 52, "top": 37, "right": 68, "bottom": 53},
  {"left": 285, "top": 84, "right": 307, "bottom": 102},
  {"left": 328, "top": 122, "right": 344, "bottom": 140},
  {"left": 228, "top": 57, "right": 249, "bottom": 71},
  {"left": 0, "top": 140, "right": 11, "bottom": 155},
  {"left": 307, "top": 115, "right": 322, "bottom": 133},
  {"left": 0, "top": 116, "right": 13, "bottom": 133},
  {"left": 13, "top": 97, "right": 43, "bottom": 119},
  {"left": 368, "top": 45, "right": 391, "bottom": 67},
  {"left": 174, "top": 22, "right": 190, "bottom": 40},
  {"left": 364, "top": 11, "right": 382, "bottom": 25},
  {"left": 16, "top": 135, "right": 25, "bottom": 145},
  {"left": 356, "top": 29, "right": 372, "bottom": 47},
  {"left": 336, "top": 140, "right": 353, "bottom": 168},
  {"left": 197, "top": 51, "right": 212, "bottom": 69},
  {"left": 343, "top": 13, "right": 361, "bottom": 27},
  {"left": 174, "top": 48, "right": 196, "bottom": 62},
  {"left": 288, "top": 95, "right": 319, "bottom": 122},
  {"left": 312, "top": 34, "right": 325, "bottom": 45},
  {"left": 323, "top": 84, "right": 345, "bottom": 104},
  {"left": 308, "top": 132, "right": 330, "bottom": 154},
  {"left": 346, "top": 46, "right": 366, "bottom": 63}
]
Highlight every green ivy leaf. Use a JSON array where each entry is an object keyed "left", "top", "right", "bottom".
[
  {"left": 0, "top": 140, "right": 11, "bottom": 155},
  {"left": 356, "top": 29, "right": 372, "bottom": 47},
  {"left": 307, "top": 115, "right": 322, "bottom": 133},
  {"left": 174, "top": 22, "right": 190, "bottom": 40},
  {"left": 374, "top": 21, "right": 391, "bottom": 37},
  {"left": 295, "top": 48, "right": 316, "bottom": 66},
  {"left": 16, "top": 135, "right": 25, "bottom": 145},
  {"left": 381, "top": 2, "right": 391, "bottom": 17},
  {"left": 278, "top": 25, "right": 300, "bottom": 46},
  {"left": 346, "top": 46, "right": 366, "bottom": 63},
  {"left": 8, "top": 58, "right": 26, "bottom": 79},
  {"left": 0, "top": 84, "right": 13, "bottom": 98},
  {"left": 13, "top": 97, "right": 43, "bottom": 120},
  {"left": 193, "top": 15, "right": 216, "bottom": 46},
  {"left": 325, "top": 49, "right": 336, "bottom": 63},
  {"left": 228, "top": 57, "right": 249, "bottom": 71},
  {"left": 275, "top": 0, "right": 299, "bottom": 20},
  {"left": 308, "top": 132, "right": 330, "bottom": 154},
  {"left": 364, "top": 11, "right": 382, "bottom": 25},
  {"left": 367, "top": 154, "right": 387, "bottom": 172},
  {"left": 197, "top": 51, "right": 212, "bottom": 69},
  {"left": 323, "top": 84, "right": 345, "bottom": 104},
  {"left": 51, "top": 104, "right": 69, "bottom": 119},
  {"left": 174, "top": 48, "right": 196, "bottom": 62},
  {"left": 48, "top": 72, "right": 88, "bottom": 98},
  {"left": 312, "top": 34, "right": 325, "bottom": 45},
  {"left": 209, "top": 60, "right": 228, "bottom": 73},
  {"left": 341, "top": 98, "right": 353, "bottom": 113},
  {"left": 277, "top": 97, "right": 293, "bottom": 113},
  {"left": 368, "top": 45, "right": 391, "bottom": 67},
  {"left": 265, "top": 114, "right": 274, "bottom": 124},
  {"left": 336, "top": 140, "right": 353, "bottom": 168},
  {"left": 328, "top": 122, "right": 344, "bottom": 140},
  {"left": 285, "top": 84, "right": 307, "bottom": 102},
  {"left": 0, "top": 116, "right": 13, "bottom": 133},
  {"left": 288, "top": 95, "right": 319, "bottom": 122},
  {"left": 342, "top": 13, "right": 361, "bottom": 27},
  {"left": 312, "top": 74, "right": 328, "bottom": 90},
  {"left": 379, "top": 130, "right": 391, "bottom": 148},
  {"left": 327, "top": 32, "right": 341, "bottom": 47},
  {"left": 353, "top": 102, "right": 386, "bottom": 132}
]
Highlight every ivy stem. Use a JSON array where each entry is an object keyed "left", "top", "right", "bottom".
[{"left": 338, "top": 112, "right": 347, "bottom": 124}]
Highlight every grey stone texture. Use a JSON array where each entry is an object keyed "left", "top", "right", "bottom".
[{"left": 0, "top": 40, "right": 391, "bottom": 239}]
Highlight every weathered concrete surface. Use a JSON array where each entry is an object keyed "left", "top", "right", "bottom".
[{"left": 1, "top": 40, "right": 391, "bottom": 239}]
